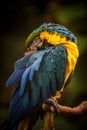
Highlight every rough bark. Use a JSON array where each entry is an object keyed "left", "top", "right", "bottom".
[{"left": 41, "top": 101, "right": 87, "bottom": 130}]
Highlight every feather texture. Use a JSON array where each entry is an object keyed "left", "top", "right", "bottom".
[
  {"left": 5, "top": 23, "right": 79, "bottom": 129},
  {"left": 6, "top": 45, "right": 67, "bottom": 128},
  {"left": 6, "top": 69, "right": 25, "bottom": 87}
]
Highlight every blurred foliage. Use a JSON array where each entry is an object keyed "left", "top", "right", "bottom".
[{"left": 0, "top": 0, "right": 87, "bottom": 130}]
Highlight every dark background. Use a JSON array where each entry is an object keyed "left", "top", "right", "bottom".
[{"left": 0, "top": 0, "right": 87, "bottom": 130}]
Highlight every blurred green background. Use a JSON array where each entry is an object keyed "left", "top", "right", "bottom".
[{"left": 0, "top": 0, "right": 87, "bottom": 130}]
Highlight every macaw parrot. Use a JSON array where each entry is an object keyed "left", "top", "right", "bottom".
[{"left": 3, "top": 23, "right": 79, "bottom": 130}]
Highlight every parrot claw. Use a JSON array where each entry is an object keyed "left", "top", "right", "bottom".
[{"left": 44, "top": 98, "right": 59, "bottom": 114}]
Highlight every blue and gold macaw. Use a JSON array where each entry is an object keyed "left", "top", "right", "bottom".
[{"left": 4, "top": 23, "right": 79, "bottom": 129}]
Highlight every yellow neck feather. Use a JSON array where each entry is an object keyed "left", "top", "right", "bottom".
[
  {"left": 40, "top": 31, "right": 74, "bottom": 46},
  {"left": 40, "top": 31, "right": 79, "bottom": 99}
]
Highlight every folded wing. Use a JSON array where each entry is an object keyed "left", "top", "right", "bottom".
[{"left": 6, "top": 45, "right": 67, "bottom": 128}]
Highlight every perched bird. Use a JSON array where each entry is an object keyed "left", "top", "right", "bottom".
[{"left": 3, "top": 23, "right": 79, "bottom": 129}]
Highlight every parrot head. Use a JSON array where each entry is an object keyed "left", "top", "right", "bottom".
[{"left": 26, "top": 23, "right": 77, "bottom": 53}]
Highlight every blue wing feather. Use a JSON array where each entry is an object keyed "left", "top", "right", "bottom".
[
  {"left": 7, "top": 44, "right": 67, "bottom": 128},
  {"left": 40, "top": 85, "right": 50, "bottom": 101},
  {"left": 50, "top": 75, "right": 57, "bottom": 96},
  {"left": 6, "top": 69, "right": 25, "bottom": 87},
  {"left": 14, "top": 55, "right": 30, "bottom": 70},
  {"left": 30, "top": 81, "right": 40, "bottom": 106},
  {"left": 19, "top": 66, "right": 31, "bottom": 96},
  {"left": 29, "top": 65, "right": 35, "bottom": 80},
  {"left": 25, "top": 45, "right": 66, "bottom": 103},
  {"left": 19, "top": 48, "right": 52, "bottom": 96},
  {"left": 36, "top": 45, "right": 66, "bottom": 93}
]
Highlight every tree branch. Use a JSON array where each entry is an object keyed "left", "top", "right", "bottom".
[
  {"left": 41, "top": 101, "right": 87, "bottom": 130},
  {"left": 58, "top": 101, "right": 87, "bottom": 116}
]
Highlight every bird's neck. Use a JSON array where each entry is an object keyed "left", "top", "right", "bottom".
[
  {"left": 63, "top": 42, "right": 79, "bottom": 83},
  {"left": 40, "top": 30, "right": 79, "bottom": 83},
  {"left": 54, "top": 43, "right": 79, "bottom": 99}
]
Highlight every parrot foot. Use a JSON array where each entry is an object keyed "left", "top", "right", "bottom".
[{"left": 43, "top": 98, "right": 59, "bottom": 114}]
